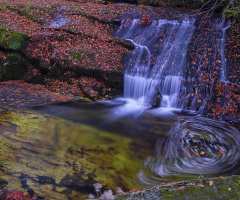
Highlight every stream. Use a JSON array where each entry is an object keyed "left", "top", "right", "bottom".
[{"left": 0, "top": 8, "right": 239, "bottom": 200}]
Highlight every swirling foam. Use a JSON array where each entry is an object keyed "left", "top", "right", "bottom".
[{"left": 139, "top": 116, "right": 240, "bottom": 184}]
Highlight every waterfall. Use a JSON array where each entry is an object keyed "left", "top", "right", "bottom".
[
  {"left": 160, "top": 75, "right": 183, "bottom": 108},
  {"left": 114, "top": 15, "right": 237, "bottom": 185},
  {"left": 182, "top": 18, "right": 231, "bottom": 113},
  {"left": 116, "top": 18, "right": 195, "bottom": 108},
  {"left": 116, "top": 17, "right": 230, "bottom": 112},
  {"left": 215, "top": 18, "right": 231, "bottom": 82}
]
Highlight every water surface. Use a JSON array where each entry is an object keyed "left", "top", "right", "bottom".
[{"left": 0, "top": 101, "right": 239, "bottom": 199}]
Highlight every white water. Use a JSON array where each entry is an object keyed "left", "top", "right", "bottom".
[
  {"left": 116, "top": 18, "right": 195, "bottom": 109},
  {"left": 215, "top": 18, "right": 231, "bottom": 82},
  {"left": 112, "top": 16, "right": 238, "bottom": 184},
  {"left": 48, "top": 13, "right": 70, "bottom": 28},
  {"left": 115, "top": 17, "right": 230, "bottom": 114}
]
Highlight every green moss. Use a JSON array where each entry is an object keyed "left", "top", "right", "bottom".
[
  {"left": 0, "top": 3, "right": 6, "bottom": 11},
  {"left": 224, "top": 6, "right": 240, "bottom": 23},
  {"left": 71, "top": 50, "right": 87, "bottom": 60},
  {"left": 0, "top": 29, "right": 31, "bottom": 81},
  {"left": 0, "top": 28, "right": 31, "bottom": 81},
  {"left": 0, "top": 28, "right": 28, "bottom": 50}
]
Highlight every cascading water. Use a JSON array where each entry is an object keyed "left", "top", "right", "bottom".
[
  {"left": 47, "top": 6, "right": 70, "bottom": 28},
  {"left": 114, "top": 15, "right": 238, "bottom": 185},
  {"left": 160, "top": 75, "right": 183, "bottom": 108},
  {"left": 116, "top": 17, "right": 231, "bottom": 112},
  {"left": 216, "top": 18, "right": 231, "bottom": 82},
  {"left": 116, "top": 18, "right": 195, "bottom": 108}
]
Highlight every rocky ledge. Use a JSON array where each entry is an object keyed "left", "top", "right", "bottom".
[{"left": 116, "top": 175, "right": 240, "bottom": 200}]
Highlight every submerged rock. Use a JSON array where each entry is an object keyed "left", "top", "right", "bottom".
[{"left": 0, "top": 107, "right": 142, "bottom": 199}]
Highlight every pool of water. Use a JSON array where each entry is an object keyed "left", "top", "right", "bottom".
[{"left": 0, "top": 100, "right": 239, "bottom": 199}]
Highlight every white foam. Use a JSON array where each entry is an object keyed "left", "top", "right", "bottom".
[{"left": 110, "top": 98, "right": 150, "bottom": 119}]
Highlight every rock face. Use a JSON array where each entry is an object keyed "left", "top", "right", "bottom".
[{"left": 0, "top": 0, "right": 133, "bottom": 100}]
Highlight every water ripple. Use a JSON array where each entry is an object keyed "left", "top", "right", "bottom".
[{"left": 139, "top": 116, "right": 240, "bottom": 184}]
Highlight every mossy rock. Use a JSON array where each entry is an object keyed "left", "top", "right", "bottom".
[
  {"left": 0, "top": 52, "right": 28, "bottom": 81},
  {"left": 116, "top": 176, "right": 240, "bottom": 200},
  {"left": 0, "top": 28, "right": 29, "bottom": 52},
  {"left": 0, "top": 29, "right": 30, "bottom": 81}
]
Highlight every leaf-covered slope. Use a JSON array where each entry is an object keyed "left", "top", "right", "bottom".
[{"left": 0, "top": 0, "right": 132, "bottom": 100}]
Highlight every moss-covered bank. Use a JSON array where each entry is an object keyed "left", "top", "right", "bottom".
[
  {"left": 116, "top": 176, "right": 240, "bottom": 200},
  {"left": 0, "top": 28, "right": 31, "bottom": 81}
]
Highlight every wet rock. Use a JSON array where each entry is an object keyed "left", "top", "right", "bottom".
[
  {"left": 114, "top": 38, "right": 135, "bottom": 50},
  {"left": 116, "top": 176, "right": 240, "bottom": 200}
]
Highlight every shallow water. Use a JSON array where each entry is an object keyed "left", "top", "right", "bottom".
[
  {"left": 35, "top": 100, "right": 240, "bottom": 177},
  {"left": 0, "top": 101, "right": 239, "bottom": 199}
]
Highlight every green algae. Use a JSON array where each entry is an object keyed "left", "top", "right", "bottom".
[{"left": 0, "top": 108, "right": 142, "bottom": 199}]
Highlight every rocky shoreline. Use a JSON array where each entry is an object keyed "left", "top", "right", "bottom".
[{"left": 116, "top": 175, "right": 240, "bottom": 200}]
